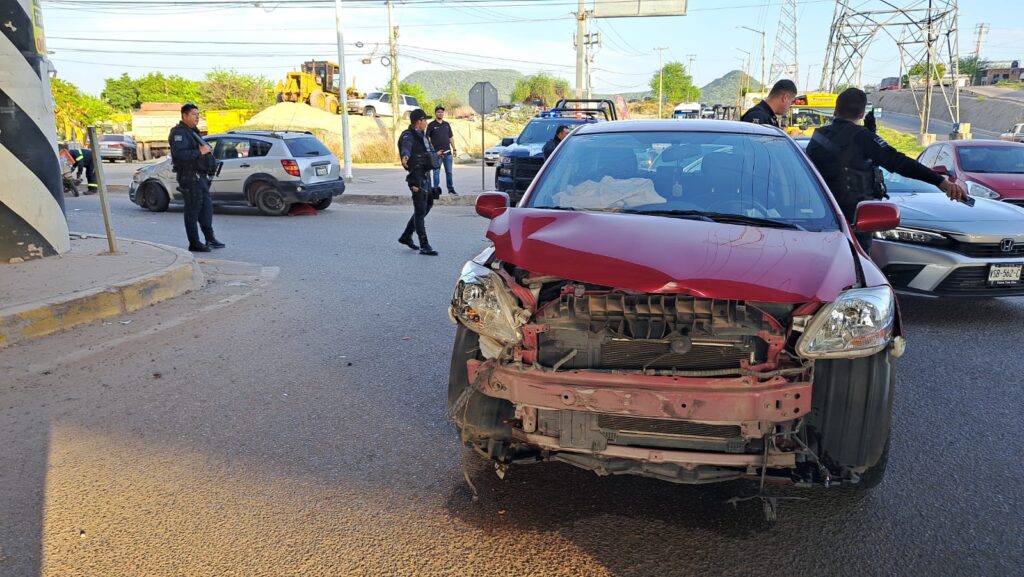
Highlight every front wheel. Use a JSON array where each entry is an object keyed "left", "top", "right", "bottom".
[
  {"left": 310, "top": 197, "right": 333, "bottom": 210},
  {"left": 363, "top": 107, "right": 376, "bottom": 117},
  {"left": 253, "top": 183, "right": 290, "bottom": 216},
  {"left": 142, "top": 182, "right": 169, "bottom": 212}
]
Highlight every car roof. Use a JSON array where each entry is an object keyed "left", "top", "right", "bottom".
[
  {"left": 221, "top": 130, "right": 314, "bottom": 139},
  {"left": 940, "top": 139, "right": 1024, "bottom": 148},
  {"left": 572, "top": 119, "right": 786, "bottom": 137}
]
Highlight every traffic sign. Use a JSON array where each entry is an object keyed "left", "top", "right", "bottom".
[{"left": 469, "top": 82, "right": 499, "bottom": 116}]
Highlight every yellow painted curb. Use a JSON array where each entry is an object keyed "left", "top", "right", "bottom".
[{"left": 0, "top": 241, "right": 204, "bottom": 348}]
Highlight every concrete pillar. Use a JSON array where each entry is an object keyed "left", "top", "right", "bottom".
[{"left": 1, "top": 0, "right": 70, "bottom": 262}]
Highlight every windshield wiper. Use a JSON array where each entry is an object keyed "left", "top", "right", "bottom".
[
  {"left": 697, "top": 211, "right": 807, "bottom": 231},
  {"left": 531, "top": 205, "right": 577, "bottom": 211},
  {"left": 616, "top": 209, "right": 714, "bottom": 222}
]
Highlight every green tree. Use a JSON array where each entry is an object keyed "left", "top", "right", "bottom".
[
  {"left": 382, "top": 81, "right": 431, "bottom": 110},
  {"left": 201, "top": 69, "right": 274, "bottom": 110},
  {"left": 135, "top": 72, "right": 203, "bottom": 104},
  {"left": 51, "top": 78, "right": 116, "bottom": 140},
  {"left": 902, "top": 62, "right": 947, "bottom": 87},
  {"left": 101, "top": 72, "right": 140, "bottom": 111},
  {"left": 510, "top": 73, "right": 570, "bottom": 107},
  {"left": 650, "top": 62, "right": 700, "bottom": 108},
  {"left": 958, "top": 55, "right": 988, "bottom": 84}
]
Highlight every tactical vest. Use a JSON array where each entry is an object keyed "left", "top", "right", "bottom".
[{"left": 811, "top": 122, "right": 879, "bottom": 222}]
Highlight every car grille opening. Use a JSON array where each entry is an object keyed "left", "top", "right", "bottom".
[
  {"left": 936, "top": 266, "right": 1024, "bottom": 295},
  {"left": 950, "top": 240, "right": 1024, "bottom": 258},
  {"left": 599, "top": 339, "right": 749, "bottom": 370},
  {"left": 597, "top": 415, "right": 742, "bottom": 438},
  {"left": 882, "top": 264, "right": 926, "bottom": 288}
]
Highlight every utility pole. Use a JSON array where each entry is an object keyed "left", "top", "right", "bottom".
[
  {"left": 739, "top": 26, "right": 766, "bottom": 93},
  {"left": 686, "top": 53, "right": 696, "bottom": 78},
  {"left": 334, "top": 0, "right": 352, "bottom": 181},
  {"left": 575, "top": 0, "right": 586, "bottom": 98},
  {"left": 583, "top": 30, "right": 600, "bottom": 99},
  {"left": 973, "top": 22, "right": 987, "bottom": 59},
  {"left": 921, "top": 0, "right": 935, "bottom": 139},
  {"left": 387, "top": 0, "right": 400, "bottom": 139},
  {"left": 655, "top": 47, "right": 668, "bottom": 118}
]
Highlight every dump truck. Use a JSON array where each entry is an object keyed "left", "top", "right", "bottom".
[{"left": 131, "top": 102, "right": 207, "bottom": 160}]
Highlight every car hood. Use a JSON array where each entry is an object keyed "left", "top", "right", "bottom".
[
  {"left": 888, "top": 192, "right": 1024, "bottom": 235},
  {"left": 964, "top": 171, "right": 1024, "bottom": 196},
  {"left": 502, "top": 143, "right": 545, "bottom": 158},
  {"left": 486, "top": 208, "right": 859, "bottom": 304}
]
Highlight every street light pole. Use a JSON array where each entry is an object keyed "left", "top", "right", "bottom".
[
  {"left": 387, "top": 0, "right": 400, "bottom": 140},
  {"left": 655, "top": 46, "right": 667, "bottom": 118},
  {"left": 576, "top": 0, "right": 586, "bottom": 99},
  {"left": 334, "top": 0, "right": 352, "bottom": 181},
  {"left": 739, "top": 26, "right": 766, "bottom": 93}
]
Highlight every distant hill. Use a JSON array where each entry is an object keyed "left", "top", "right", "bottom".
[
  {"left": 401, "top": 69, "right": 524, "bottom": 103},
  {"left": 593, "top": 90, "right": 652, "bottom": 101},
  {"left": 700, "top": 70, "right": 763, "bottom": 106}
]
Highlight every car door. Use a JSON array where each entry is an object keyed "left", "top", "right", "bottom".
[
  {"left": 379, "top": 93, "right": 394, "bottom": 117},
  {"left": 208, "top": 137, "right": 251, "bottom": 201},
  {"left": 933, "top": 145, "right": 956, "bottom": 177}
]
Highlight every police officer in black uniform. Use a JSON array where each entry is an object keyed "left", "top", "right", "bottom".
[
  {"left": 806, "top": 88, "right": 967, "bottom": 251},
  {"left": 397, "top": 109, "right": 441, "bottom": 256},
  {"left": 67, "top": 146, "right": 98, "bottom": 194},
  {"left": 169, "top": 103, "right": 224, "bottom": 253},
  {"left": 543, "top": 125, "right": 570, "bottom": 159},
  {"left": 740, "top": 79, "right": 798, "bottom": 127}
]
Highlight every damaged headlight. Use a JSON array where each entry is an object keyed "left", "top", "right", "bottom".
[
  {"left": 796, "top": 286, "right": 895, "bottom": 359},
  {"left": 450, "top": 261, "right": 528, "bottom": 346}
]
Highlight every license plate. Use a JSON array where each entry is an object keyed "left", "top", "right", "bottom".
[
  {"left": 988, "top": 263, "right": 1023, "bottom": 285},
  {"left": 315, "top": 166, "right": 329, "bottom": 176}
]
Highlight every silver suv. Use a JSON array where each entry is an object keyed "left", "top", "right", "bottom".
[{"left": 129, "top": 130, "right": 345, "bottom": 216}]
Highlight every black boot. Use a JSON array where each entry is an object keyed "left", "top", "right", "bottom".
[
  {"left": 419, "top": 243, "right": 438, "bottom": 256},
  {"left": 398, "top": 236, "right": 419, "bottom": 250},
  {"left": 188, "top": 243, "right": 212, "bottom": 253},
  {"left": 206, "top": 237, "right": 226, "bottom": 249}
]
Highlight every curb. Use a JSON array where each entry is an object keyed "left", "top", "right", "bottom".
[
  {"left": 338, "top": 194, "right": 480, "bottom": 206},
  {"left": 0, "top": 235, "right": 205, "bottom": 348}
]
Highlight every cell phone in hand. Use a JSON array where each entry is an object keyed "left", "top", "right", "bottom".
[{"left": 959, "top": 195, "right": 975, "bottom": 207}]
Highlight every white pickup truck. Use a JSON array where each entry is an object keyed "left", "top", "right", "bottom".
[{"left": 1000, "top": 123, "right": 1024, "bottom": 143}]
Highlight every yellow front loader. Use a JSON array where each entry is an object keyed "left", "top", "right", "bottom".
[{"left": 275, "top": 60, "right": 342, "bottom": 114}]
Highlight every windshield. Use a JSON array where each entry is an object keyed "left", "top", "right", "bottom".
[
  {"left": 517, "top": 119, "right": 587, "bottom": 145},
  {"left": 957, "top": 146, "right": 1024, "bottom": 174},
  {"left": 366, "top": 92, "right": 383, "bottom": 100},
  {"left": 527, "top": 131, "right": 840, "bottom": 231},
  {"left": 101, "top": 135, "right": 124, "bottom": 141}
]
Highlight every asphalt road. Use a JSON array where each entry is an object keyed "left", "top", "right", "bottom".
[
  {"left": 2, "top": 197, "right": 1023, "bottom": 576},
  {"left": 879, "top": 111, "right": 1001, "bottom": 140}
]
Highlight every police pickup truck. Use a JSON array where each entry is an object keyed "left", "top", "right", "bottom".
[{"left": 495, "top": 99, "right": 617, "bottom": 204}]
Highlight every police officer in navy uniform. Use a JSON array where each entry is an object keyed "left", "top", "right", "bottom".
[
  {"left": 398, "top": 108, "right": 441, "bottom": 256},
  {"left": 169, "top": 103, "right": 224, "bottom": 253},
  {"left": 543, "top": 125, "right": 570, "bottom": 159},
  {"left": 806, "top": 88, "right": 967, "bottom": 251},
  {"left": 740, "top": 79, "right": 798, "bottom": 127},
  {"left": 67, "top": 146, "right": 97, "bottom": 194}
]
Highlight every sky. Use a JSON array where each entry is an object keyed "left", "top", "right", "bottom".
[{"left": 38, "top": 0, "right": 1023, "bottom": 99}]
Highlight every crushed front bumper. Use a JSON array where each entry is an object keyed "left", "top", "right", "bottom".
[{"left": 467, "top": 359, "right": 811, "bottom": 424}]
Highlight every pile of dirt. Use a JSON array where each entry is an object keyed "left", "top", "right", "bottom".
[{"left": 240, "top": 103, "right": 518, "bottom": 163}]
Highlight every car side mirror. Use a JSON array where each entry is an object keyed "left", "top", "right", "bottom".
[
  {"left": 501, "top": 137, "right": 515, "bottom": 147},
  {"left": 933, "top": 164, "right": 949, "bottom": 176},
  {"left": 476, "top": 191, "right": 510, "bottom": 219},
  {"left": 854, "top": 202, "right": 900, "bottom": 233}
]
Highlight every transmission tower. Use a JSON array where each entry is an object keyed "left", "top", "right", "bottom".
[
  {"left": 819, "top": 1, "right": 961, "bottom": 139},
  {"left": 769, "top": 0, "right": 799, "bottom": 88}
]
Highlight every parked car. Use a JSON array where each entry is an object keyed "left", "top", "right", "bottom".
[
  {"left": 484, "top": 143, "right": 506, "bottom": 166},
  {"left": 496, "top": 99, "right": 617, "bottom": 204},
  {"left": 1000, "top": 123, "right": 1024, "bottom": 143},
  {"left": 346, "top": 92, "right": 420, "bottom": 118},
  {"left": 99, "top": 134, "right": 137, "bottom": 162},
  {"left": 917, "top": 140, "right": 1024, "bottom": 208},
  {"left": 129, "top": 130, "right": 345, "bottom": 216},
  {"left": 796, "top": 136, "right": 1024, "bottom": 297},
  {"left": 448, "top": 120, "right": 903, "bottom": 492}
]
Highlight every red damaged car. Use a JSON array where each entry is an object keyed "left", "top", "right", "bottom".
[{"left": 448, "top": 120, "right": 904, "bottom": 490}]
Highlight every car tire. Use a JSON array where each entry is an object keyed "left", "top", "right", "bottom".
[
  {"left": 448, "top": 326, "right": 514, "bottom": 457},
  {"left": 808, "top": 349, "right": 895, "bottom": 484},
  {"left": 253, "top": 183, "right": 290, "bottom": 216},
  {"left": 308, "top": 89, "right": 326, "bottom": 111},
  {"left": 310, "top": 197, "right": 333, "bottom": 210},
  {"left": 363, "top": 107, "right": 376, "bottom": 117},
  {"left": 142, "top": 182, "right": 169, "bottom": 212},
  {"left": 855, "top": 434, "right": 890, "bottom": 490}
]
